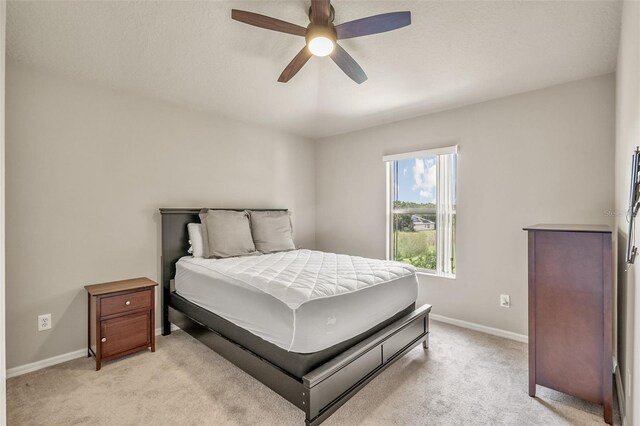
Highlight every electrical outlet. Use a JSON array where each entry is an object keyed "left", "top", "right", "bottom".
[
  {"left": 500, "top": 294, "right": 511, "bottom": 308},
  {"left": 38, "top": 313, "right": 51, "bottom": 331}
]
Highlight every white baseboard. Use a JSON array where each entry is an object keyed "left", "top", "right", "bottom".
[
  {"left": 430, "top": 313, "right": 528, "bottom": 343},
  {"left": 7, "top": 324, "right": 180, "bottom": 379},
  {"left": 7, "top": 348, "right": 87, "bottom": 379}
]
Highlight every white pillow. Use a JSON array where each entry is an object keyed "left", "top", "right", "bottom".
[{"left": 187, "top": 223, "right": 204, "bottom": 258}]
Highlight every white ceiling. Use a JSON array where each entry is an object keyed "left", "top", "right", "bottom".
[{"left": 7, "top": 0, "right": 621, "bottom": 139}]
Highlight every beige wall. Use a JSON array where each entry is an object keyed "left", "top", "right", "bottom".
[
  {"left": 315, "top": 74, "right": 615, "bottom": 337},
  {"left": 4, "top": 61, "right": 618, "bottom": 379},
  {"left": 5, "top": 63, "right": 316, "bottom": 369},
  {"left": 614, "top": 2, "right": 640, "bottom": 424}
]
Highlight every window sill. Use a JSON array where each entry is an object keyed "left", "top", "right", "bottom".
[{"left": 416, "top": 270, "right": 456, "bottom": 280}]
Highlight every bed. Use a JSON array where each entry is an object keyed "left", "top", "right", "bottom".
[{"left": 160, "top": 208, "right": 431, "bottom": 425}]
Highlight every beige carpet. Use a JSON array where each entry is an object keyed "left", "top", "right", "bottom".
[{"left": 8, "top": 320, "right": 620, "bottom": 425}]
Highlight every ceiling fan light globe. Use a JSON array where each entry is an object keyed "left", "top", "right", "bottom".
[{"left": 308, "top": 36, "right": 334, "bottom": 56}]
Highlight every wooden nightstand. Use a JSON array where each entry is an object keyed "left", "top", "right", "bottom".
[{"left": 85, "top": 277, "right": 158, "bottom": 370}]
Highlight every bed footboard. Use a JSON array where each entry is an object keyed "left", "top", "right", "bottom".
[
  {"left": 302, "top": 304, "right": 430, "bottom": 425},
  {"left": 168, "top": 300, "right": 430, "bottom": 425}
]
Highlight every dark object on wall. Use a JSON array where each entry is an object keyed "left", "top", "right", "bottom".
[
  {"left": 524, "top": 224, "right": 613, "bottom": 424},
  {"left": 627, "top": 146, "right": 640, "bottom": 264},
  {"left": 160, "top": 208, "right": 431, "bottom": 425},
  {"left": 85, "top": 277, "right": 158, "bottom": 370}
]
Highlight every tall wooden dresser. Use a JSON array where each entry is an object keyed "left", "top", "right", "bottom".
[{"left": 524, "top": 224, "right": 612, "bottom": 424}]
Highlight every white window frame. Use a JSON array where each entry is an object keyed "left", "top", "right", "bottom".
[{"left": 384, "top": 146, "right": 458, "bottom": 279}]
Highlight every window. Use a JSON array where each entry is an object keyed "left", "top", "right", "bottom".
[{"left": 384, "top": 146, "right": 457, "bottom": 278}]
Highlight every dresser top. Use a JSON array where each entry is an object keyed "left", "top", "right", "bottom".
[
  {"left": 523, "top": 224, "right": 611, "bottom": 233},
  {"left": 85, "top": 277, "right": 157, "bottom": 296}
]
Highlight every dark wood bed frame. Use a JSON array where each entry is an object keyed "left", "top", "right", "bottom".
[{"left": 160, "top": 208, "right": 431, "bottom": 425}]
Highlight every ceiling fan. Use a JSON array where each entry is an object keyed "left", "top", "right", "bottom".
[{"left": 231, "top": 0, "right": 411, "bottom": 84}]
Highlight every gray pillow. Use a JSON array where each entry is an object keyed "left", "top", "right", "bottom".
[
  {"left": 199, "top": 210, "right": 260, "bottom": 258},
  {"left": 249, "top": 210, "right": 296, "bottom": 254}
]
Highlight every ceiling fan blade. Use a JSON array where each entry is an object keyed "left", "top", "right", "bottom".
[
  {"left": 231, "top": 9, "right": 307, "bottom": 37},
  {"left": 311, "top": 0, "right": 331, "bottom": 25},
  {"left": 335, "top": 11, "right": 411, "bottom": 40},
  {"left": 278, "top": 47, "right": 313, "bottom": 83},
  {"left": 330, "top": 44, "right": 367, "bottom": 84}
]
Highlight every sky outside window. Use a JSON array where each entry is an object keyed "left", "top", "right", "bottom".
[{"left": 396, "top": 157, "right": 437, "bottom": 204}]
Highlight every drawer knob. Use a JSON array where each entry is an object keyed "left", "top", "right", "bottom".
[
  {"left": 125, "top": 300, "right": 131, "bottom": 306},
  {"left": 101, "top": 337, "right": 107, "bottom": 343}
]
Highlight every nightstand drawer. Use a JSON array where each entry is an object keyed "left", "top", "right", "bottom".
[
  {"left": 101, "top": 312, "right": 150, "bottom": 358},
  {"left": 101, "top": 289, "right": 151, "bottom": 317}
]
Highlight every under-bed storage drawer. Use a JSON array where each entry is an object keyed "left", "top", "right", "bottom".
[
  {"left": 313, "top": 347, "right": 381, "bottom": 411},
  {"left": 382, "top": 318, "right": 425, "bottom": 363}
]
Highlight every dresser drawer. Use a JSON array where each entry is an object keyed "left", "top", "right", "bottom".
[
  {"left": 101, "top": 312, "right": 150, "bottom": 358},
  {"left": 100, "top": 289, "right": 151, "bottom": 317}
]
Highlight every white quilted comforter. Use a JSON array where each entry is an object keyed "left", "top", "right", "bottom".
[{"left": 182, "top": 249, "right": 417, "bottom": 309}]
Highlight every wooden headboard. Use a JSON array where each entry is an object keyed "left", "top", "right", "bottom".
[{"left": 158, "top": 208, "right": 288, "bottom": 331}]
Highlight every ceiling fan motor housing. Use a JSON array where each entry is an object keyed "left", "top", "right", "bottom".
[{"left": 305, "top": 23, "right": 337, "bottom": 46}]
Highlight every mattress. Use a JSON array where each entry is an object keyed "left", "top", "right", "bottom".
[{"left": 175, "top": 249, "right": 418, "bottom": 353}]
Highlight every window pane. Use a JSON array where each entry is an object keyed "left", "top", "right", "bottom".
[
  {"left": 393, "top": 212, "right": 437, "bottom": 271},
  {"left": 394, "top": 157, "right": 437, "bottom": 205},
  {"left": 452, "top": 213, "right": 456, "bottom": 274},
  {"left": 389, "top": 152, "right": 456, "bottom": 277},
  {"left": 392, "top": 155, "right": 438, "bottom": 271}
]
